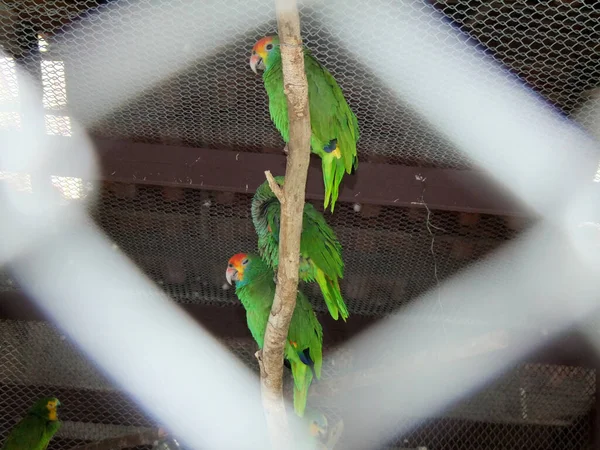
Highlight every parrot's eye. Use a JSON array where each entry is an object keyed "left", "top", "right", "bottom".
[
  {"left": 265, "top": 44, "right": 273, "bottom": 51},
  {"left": 228, "top": 263, "right": 233, "bottom": 268},
  {"left": 252, "top": 50, "right": 256, "bottom": 55}
]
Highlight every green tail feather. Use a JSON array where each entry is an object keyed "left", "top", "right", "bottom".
[
  {"left": 322, "top": 153, "right": 347, "bottom": 213},
  {"left": 291, "top": 359, "right": 314, "bottom": 417},
  {"left": 314, "top": 268, "right": 348, "bottom": 322},
  {"left": 328, "top": 276, "right": 348, "bottom": 322}
]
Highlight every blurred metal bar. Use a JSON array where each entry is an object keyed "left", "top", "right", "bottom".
[{"left": 1, "top": 291, "right": 599, "bottom": 369}]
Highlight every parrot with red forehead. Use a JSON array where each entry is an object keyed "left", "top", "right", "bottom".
[
  {"left": 249, "top": 35, "right": 359, "bottom": 213},
  {"left": 252, "top": 175, "right": 348, "bottom": 321},
  {"left": 226, "top": 252, "right": 323, "bottom": 417}
]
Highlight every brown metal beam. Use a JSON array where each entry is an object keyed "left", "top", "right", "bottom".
[
  {"left": 95, "top": 138, "right": 528, "bottom": 215},
  {"left": 1, "top": 135, "right": 529, "bottom": 216},
  {"left": 0, "top": 291, "right": 375, "bottom": 345}
]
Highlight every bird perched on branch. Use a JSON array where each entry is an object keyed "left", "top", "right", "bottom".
[
  {"left": 1, "top": 397, "right": 61, "bottom": 450},
  {"left": 252, "top": 176, "right": 349, "bottom": 322},
  {"left": 226, "top": 252, "right": 323, "bottom": 417},
  {"left": 250, "top": 35, "right": 359, "bottom": 213}
]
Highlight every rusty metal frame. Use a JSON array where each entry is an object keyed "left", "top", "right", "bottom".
[{"left": 95, "top": 138, "right": 527, "bottom": 215}]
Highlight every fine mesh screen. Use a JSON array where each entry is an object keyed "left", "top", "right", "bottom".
[
  {"left": 1, "top": 1, "right": 600, "bottom": 168},
  {"left": 1, "top": 1, "right": 599, "bottom": 449},
  {"left": 88, "top": 183, "right": 533, "bottom": 319},
  {"left": 0, "top": 320, "right": 594, "bottom": 450},
  {"left": 0, "top": 181, "right": 531, "bottom": 319}
]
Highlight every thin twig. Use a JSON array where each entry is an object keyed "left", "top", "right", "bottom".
[
  {"left": 67, "top": 428, "right": 167, "bottom": 450},
  {"left": 259, "top": 0, "right": 312, "bottom": 448},
  {"left": 265, "top": 170, "right": 285, "bottom": 204},
  {"left": 418, "top": 179, "right": 447, "bottom": 338}
]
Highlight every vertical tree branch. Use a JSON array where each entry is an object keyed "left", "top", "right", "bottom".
[{"left": 255, "top": 0, "right": 312, "bottom": 448}]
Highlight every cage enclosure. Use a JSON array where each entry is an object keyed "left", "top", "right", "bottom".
[{"left": 1, "top": 0, "right": 600, "bottom": 449}]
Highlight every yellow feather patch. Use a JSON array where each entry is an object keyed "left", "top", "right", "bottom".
[
  {"left": 332, "top": 147, "right": 342, "bottom": 159},
  {"left": 46, "top": 400, "right": 58, "bottom": 421}
]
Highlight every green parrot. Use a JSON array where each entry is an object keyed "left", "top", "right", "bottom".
[
  {"left": 249, "top": 35, "right": 359, "bottom": 213},
  {"left": 1, "top": 397, "right": 61, "bottom": 450},
  {"left": 251, "top": 176, "right": 349, "bottom": 322},
  {"left": 226, "top": 252, "right": 323, "bottom": 417}
]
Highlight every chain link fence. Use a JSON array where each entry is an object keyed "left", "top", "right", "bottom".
[{"left": 1, "top": 0, "right": 600, "bottom": 449}]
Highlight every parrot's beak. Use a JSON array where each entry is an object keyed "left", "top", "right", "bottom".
[
  {"left": 225, "top": 267, "right": 237, "bottom": 285},
  {"left": 249, "top": 54, "right": 263, "bottom": 75}
]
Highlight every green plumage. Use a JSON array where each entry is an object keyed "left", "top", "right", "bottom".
[
  {"left": 258, "top": 35, "right": 359, "bottom": 213},
  {"left": 228, "top": 253, "right": 323, "bottom": 417},
  {"left": 1, "top": 397, "right": 61, "bottom": 450},
  {"left": 252, "top": 176, "right": 349, "bottom": 322}
]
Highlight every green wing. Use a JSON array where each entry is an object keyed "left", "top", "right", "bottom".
[
  {"left": 286, "top": 289, "right": 323, "bottom": 417},
  {"left": 235, "top": 262, "right": 276, "bottom": 350},
  {"left": 263, "top": 50, "right": 359, "bottom": 168},
  {"left": 300, "top": 204, "right": 344, "bottom": 280},
  {"left": 263, "top": 58, "right": 289, "bottom": 143},
  {"left": 305, "top": 53, "right": 359, "bottom": 172},
  {"left": 288, "top": 290, "right": 323, "bottom": 378}
]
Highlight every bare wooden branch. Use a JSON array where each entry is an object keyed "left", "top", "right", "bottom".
[
  {"left": 259, "top": 0, "right": 313, "bottom": 448},
  {"left": 68, "top": 428, "right": 167, "bottom": 450},
  {"left": 265, "top": 170, "right": 285, "bottom": 204}
]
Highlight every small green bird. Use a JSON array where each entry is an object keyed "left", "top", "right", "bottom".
[
  {"left": 1, "top": 397, "right": 61, "bottom": 450},
  {"left": 226, "top": 252, "right": 323, "bottom": 417},
  {"left": 250, "top": 35, "right": 359, "bottom": 213},
  {"left": 252, "top": 176, "right": 349, "bottom": 321}
]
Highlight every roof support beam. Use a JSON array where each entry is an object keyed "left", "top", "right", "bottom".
[{"left": 0, "top": 135, "right": 531, "bottom": 216}]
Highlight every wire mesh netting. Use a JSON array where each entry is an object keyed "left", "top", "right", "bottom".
[
  {"left": 0, "top": 319, "right": 595, "bottom": 450},
  {"left": 0, "top": 179, "right": 592, "bottom": 448},
  {"left": 0, "top": 182, "right": 535, "bottom": 319},
  {"left": 1, "top": 0, "right": 600, "bottom": 449},
  {"left": 1, "top": 1, "right": 600, "bottom": 167}
]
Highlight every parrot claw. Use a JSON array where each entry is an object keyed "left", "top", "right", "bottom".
[{"left": 283, "top": 144, "right": 289, "bottom": 154}]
